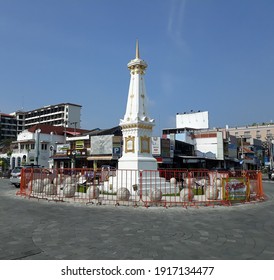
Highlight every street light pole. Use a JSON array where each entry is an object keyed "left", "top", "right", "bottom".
[
  {"left": 35, "top": 128, "right": 41, "bottom": 165},
  {"left": 239, "top": 135, "right": 244, "bottom": 171},
  {"left": 267, "top": 136, "right": 273, "bottom": 170}
]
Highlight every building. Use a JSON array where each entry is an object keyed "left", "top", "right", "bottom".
[
  {"left": 221, "top": 124, "right": 273, "bottom": 168},
  {"left": 8, "top": 124, "right": 89, "bottom": 169},
  {"left": 52, "top": 126, "right": 123, "bottom": 169},
  {"left": 162, "top": 125, "right": 263, "bottom": 170},
  {"left": 0, "top": 113, "right": 17, "bottom": 141},
  {"left": 10, "top": 102, "right": 82, "bottom": 134},
  {"left": 222, "top": 123, "right": 274, "bottom": 140}
]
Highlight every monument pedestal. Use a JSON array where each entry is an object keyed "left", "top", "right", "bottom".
[{"left": 104, "top": 169, "right": 179, "bottom": 196}]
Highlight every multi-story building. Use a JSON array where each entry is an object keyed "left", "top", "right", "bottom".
[
  {"left": 221, "top": 124, "right": 274, "bottom": 168},
  {"left": 10, "top": 102, "right": 82, "bottom": 134},
  {"left": 221, "top": 124, "right": 274, "bottom": 141},
  {"left": 0, "top": 113, "right": 17, "bottom": 141}
]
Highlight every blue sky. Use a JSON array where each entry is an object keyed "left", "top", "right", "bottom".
[{"left": 0, "top": 0, "right": 274, "bottom": 135}]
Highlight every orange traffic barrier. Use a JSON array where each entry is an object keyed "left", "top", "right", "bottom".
[{"left": 16, "top": 167, "right": 264, "bottom": 208}]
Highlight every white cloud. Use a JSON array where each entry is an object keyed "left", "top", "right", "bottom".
[{"left": 167, "top": 0, "right": 187, "bottom": 48}]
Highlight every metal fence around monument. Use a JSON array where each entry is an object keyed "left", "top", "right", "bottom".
[{"left": 16, "top": 167, "right": 265, "bottom": 207}]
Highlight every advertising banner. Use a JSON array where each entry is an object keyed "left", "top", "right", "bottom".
[
  {"left": 223, "top": 177, "right": 249, "bottom": 201},
  {"left": 56, "top": 144, "right": 70, "bottom": 154},
  {"left": 151, "top": 137, "right": 161, "bottom": 156},
  {"left": 75, "top": 140, "right": 84, "bottom": 149},
  {"left": 90, "top": 135, "right": 113, "bottom": 155}
]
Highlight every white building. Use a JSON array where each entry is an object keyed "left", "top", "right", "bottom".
[
  {"left": 9, "top": 125, "right": 66, "bottom": 168},
  {"left": 192, "top": 131, "right": 224, "bottom": 160}
]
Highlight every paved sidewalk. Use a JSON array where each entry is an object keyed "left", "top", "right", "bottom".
[{"left": 0, "top": 178, "right": 274, "bottom": 260}]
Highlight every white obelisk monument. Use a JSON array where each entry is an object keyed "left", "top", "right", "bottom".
[
  {"left": 105, "top": 41, "right": 176, "bottom": 196},
  {"left": 118, "top": 40, "right": 157, "bottom": 171}
]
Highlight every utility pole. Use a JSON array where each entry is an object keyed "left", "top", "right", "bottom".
[
  {"left": 35, "top": 128, "right": 41, "bottom": 165},
  {"left": 241, "top": 135, "right": 244, "bottom": 170},
  {"left": 267, "top": 135, "right": 273, "bottom": 170},
  {"left": 70, "top": 122, "right": 77, "bottom": 136}
]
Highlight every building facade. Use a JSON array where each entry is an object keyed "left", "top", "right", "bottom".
[
  {"left": 222, "top": 124, "right": 274, "bottom": 140},
  {"left": 6, "top": 124, "right": 89, "bottom": 169},
  {"left": 0, "top": 113, "right": 17, "bottom": 141},
  {"left": 10, "top": 102, "right": 82, "bottom": 135}
]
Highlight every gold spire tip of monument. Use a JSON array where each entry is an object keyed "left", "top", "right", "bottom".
[{"left": 135, "top": 39, "right": 139, "bottom": 59}]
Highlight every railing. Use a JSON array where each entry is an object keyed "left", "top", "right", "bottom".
[{"left": 17, "top": 167, "right": 265, "bottom": 208}]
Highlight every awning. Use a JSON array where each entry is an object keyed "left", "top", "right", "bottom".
[
  {"left": 87, "top": 156, "right": 113, "bottom": 161},
  {"left": 51, "top": 156, "right": 70, "bottom": 160},
  {"left": 66, "top": 131, "right": 81, "bottom": 136},
  {"left": 177, "top": 155, "right": 220, "bottom": 162}
]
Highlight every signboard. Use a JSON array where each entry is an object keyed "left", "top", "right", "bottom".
[
  {"left": 113, "top": 146, "right": 121, "bottom": 158},
  {"left": 75, "top": 140, "right": 84, "bottom": 149},
  {"left": 56, "top": 144, "right": 70, "bottom": 154},
  {"left": 67, "top": 149, "right": 87, "bottom": 158},
  {"left": 151, "top": 137, "right": 161, "bottom": 156},
  {"left": 90, "top": 135, "right": 113, "bottom": 155},
  {"left": 223, "top": 177, "right": 248, "bottom": 201}
]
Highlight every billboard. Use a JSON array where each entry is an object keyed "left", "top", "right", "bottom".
[
  {"left": 176, "top": 111, "right": 209, "bottom": 129},
  {"left": 90, "top": 135, "right": 113, "bottom": 155},
  {"left": 56, "top": 144, "right": 70, "bottom": 154}
]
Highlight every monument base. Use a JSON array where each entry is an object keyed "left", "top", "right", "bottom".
[
  {"left": 102, "top": 169, "right": 179, "bottom": 196},
  {"left": 118, "top": 156, "right": 158, "bottom": 171}
]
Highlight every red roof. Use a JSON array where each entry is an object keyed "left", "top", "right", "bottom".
[{"left": 28, "top": 124, "right": 90, "bottom": 136}]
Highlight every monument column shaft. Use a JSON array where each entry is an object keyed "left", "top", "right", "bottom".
[{"left": 119, "top": 42, "right": 157, "bottom": 171}]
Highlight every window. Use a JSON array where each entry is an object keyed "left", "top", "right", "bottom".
[{"left": 41, "top": 143, "right": 48, "bottom": 150}]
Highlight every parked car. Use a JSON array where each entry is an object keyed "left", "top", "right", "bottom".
[
  {"left": 9, "top": 165, "right": 51, "bottom": 188},
  {"left": 10, "top": 166, "right": 23, "bottom": 187},
  {"left": 269, "top": 170, "right": 274, "bottom": 180}
]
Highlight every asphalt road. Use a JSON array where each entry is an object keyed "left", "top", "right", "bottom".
[{"left": 0, "top": 178, "right": 274, "bottom": 260}]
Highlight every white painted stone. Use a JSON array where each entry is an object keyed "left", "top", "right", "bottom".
[
  {"left": 43, "top": 178, "right": 51, "bottom": 186},
  {"left": 86, "top": 186, "right": 100, "bottom": 199},
  {"left": 180, "top": 188, "right": 194, "bottom": 202},
  {"left": 63, "top": 184, "right": 76, "bottom": 197},
  {"left": 117, "top": 187, "right": 130, "bottom": 201},
  {"left": 44, "top": 183, "right": 57, "bottom": 195},
  {"left": 53, "top": 176, "right": 63, "bottom": 185},
  {"left": 30, "top": 179, "right": 44, "bottom": 194},
  {"left": 64, "top": 176, "right": 77, "bottom": 185},
  {"left": 184, "top": 177, "right": 195, "bottom": 187},
  {"left": 150, "top": 189, "right": 162, "bottom": 201},
  {"left": 170, "top": 177, "right": 177, "bottom": 184},
  {"left": 205, "top": 185, "right": 219, "bottom": 200}
]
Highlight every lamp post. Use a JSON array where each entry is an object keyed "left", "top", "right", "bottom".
[
  {"left": 71, "top": 150, "right": 76, "bottom": 169},
  {"left": 238, "top": 135, "right": 244, "bottom": 171},
  {"left": 266, "top": 135, "right": 273, "bottom": 170},
  {"left": 35, "top": 128, "right": 41, "bottom": 165}
]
